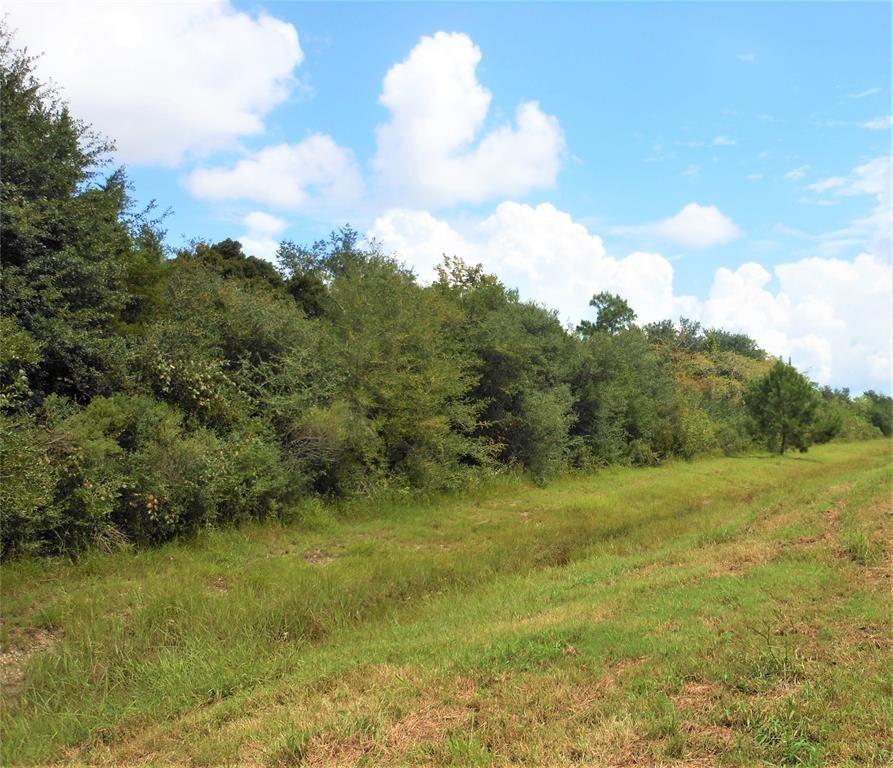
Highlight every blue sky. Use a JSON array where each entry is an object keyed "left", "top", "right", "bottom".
[{"left": 7, "top": 1, "right": 892, "bottom": 392}]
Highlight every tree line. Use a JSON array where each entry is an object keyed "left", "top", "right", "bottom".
[{"left": 1, "top": 35, "right": 890, "bottom": 556}]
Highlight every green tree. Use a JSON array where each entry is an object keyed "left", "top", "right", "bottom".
[
  {"left": 1, "top": 30, "right": 164, "bottom": 404},
  {"left": 576, "top": 292, "right": 636, "bottom": 337},
  {"left": 435, "top": 257, "right": 576, "bottom": 480},
  {"left": 854, "top": 390, "right": 893, "bottom": 437},
  {"left": 570, "top": 327, "right": 678, "bottom": 465},
  {"left": 745, "top": 359, "right": 819, "bottom": 453}
]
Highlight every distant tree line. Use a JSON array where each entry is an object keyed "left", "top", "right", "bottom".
[{"left": 1, "top": 35, "right": 889, "bottom": 556}]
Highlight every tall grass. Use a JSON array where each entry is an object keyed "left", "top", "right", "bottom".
[{"left": 2, "top": 440, "right": 891, "bottom": 765}]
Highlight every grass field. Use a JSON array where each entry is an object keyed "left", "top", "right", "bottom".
[{"left": 2, "top": 441, "right": 891, "bottom": 766}]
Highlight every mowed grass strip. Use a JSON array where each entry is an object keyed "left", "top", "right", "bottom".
[{"left": 1, "top": 440, "right": 891, "bottom": 766}]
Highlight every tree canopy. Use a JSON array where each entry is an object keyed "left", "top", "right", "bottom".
[
  {"left": 745, "top": 360, "right": 820, "bottom": 453},
  {"left": 577, "top": 292, "right": 637, "bottom": 337},
  {"left": 0, "top": 32, "right": 885, "bottom": 557}
]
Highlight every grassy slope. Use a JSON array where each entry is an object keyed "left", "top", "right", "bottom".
[{"left": 1, "top": 441, "right": 891, "bottom": 767}]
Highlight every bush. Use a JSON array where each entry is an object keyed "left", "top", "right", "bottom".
[
  {"left": 0, "top": 414, "right": 59, "bottom": 556},
  {"left": 284, "top": 401, "right": 383, "bottom": 497},
  {"left": 3, "top": 394, "right": 296, "bottom": 551},
  {"left": 677, "top": 406, "right": 718, "bottom": 458},
  {"left": 518, "top": 387, "right": 575, "bottom": 482}
]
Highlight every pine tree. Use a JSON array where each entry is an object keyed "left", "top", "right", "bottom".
[{"left": 745, "top": 359, "right": 819, "bottom": 453}]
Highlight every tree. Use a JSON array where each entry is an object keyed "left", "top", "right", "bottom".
[
  {"left": 571, "top": 327, "right": 678, "bottom": 465},
  {"left": 276, "top": 240, "right": 329, "bottom": 318},
  {"left": 745, "top": 359, "right": 819, "bottom": 453},
  {"left": 174, "top": 238, "right": 283, "bottom": 291},
  {"left": 576, "top": 292, "right": 636, "bottom": 337},
  {"left": 0, "top": 29, "right": 163, "bottom": 404},
  {"left": 854, "top": 390, "right": 893, "bottom": 437}
]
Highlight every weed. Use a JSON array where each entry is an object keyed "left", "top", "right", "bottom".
[{"left": 841, "top": 529, "right": 881, "bottom": 565}]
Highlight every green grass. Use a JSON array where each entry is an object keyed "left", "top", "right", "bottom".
[{"left": 2, "top": 441, "right": 891, "bottom": 766}]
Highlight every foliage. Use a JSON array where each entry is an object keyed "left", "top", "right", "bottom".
[
  {"left": 577, "top": 291, "right": 636, "bottom": 337},
  {"left": 570, "top": 328, "right": 678, "bottom": 465},
  {"left": 435, "top": 259, "right": 576, "bottom": 477},
  {"left": 0, "top": 394, "right": 294, "bottom": 553},
  {"left": 0, "top": 32, "right": 886, "bottom": 556},
  {"left": 746, "top": 360, "right": 821, "bottom": 453},
  {"left": 179, "top": 238, "right": 283, "bottom": 289},
  {"left": 0, "top": 413, "right": 59, "bottom": 556},
  {"left": 3, "top": 442, "right": 890, "bottom": 764},
  {"left": 854, "top": 390, "right": 893, "bottom": 437},
  {"left": 1, "top": 36, "right": 166, "bottom": 405}
]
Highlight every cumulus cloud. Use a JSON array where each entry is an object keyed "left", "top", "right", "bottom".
[
  {"left": 186, "top": 134, "right": 364, "bottom": 211},
  {"left": 615, "top": 203, "right": 742, "bottom": 249},
  {"left": 701, "top": 255, "right": 892, "bottom": 388},
  {"left": 712, "top": 135, "right": 736, "bottom": 146},
  {"left": 372, "top": 32, "right": 565, "bottom": 207},
  {"left": 369, "top": 202, "right": 696, "bottom": 326},
  {"left": 371, "top": 202, "right": 890, "bottom": 392},
  {"left": 238, "top": 211, "right": 287, "bottom": 261},
  {"left": 5, "top": 0, "right": 304, "bottom": 165}
]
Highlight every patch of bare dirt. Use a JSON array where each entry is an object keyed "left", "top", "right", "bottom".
[
  {"left": 706, "top": 541, "right": 779, "bottom": 577},
  {"left": 0, "top": 628, "right": 57, "bottom": 698},
  {"left": 671, "top": 680, "right": 723, "bottom": 713},
  {"left": 685, "top": 721, "right": 738, "bottom": 749},
  {"left": 385, "top": 700, "right": 469, "bottom": 754},
  {"left": 844, "top": 622, "right": 893, "bottom": 651},
  {"left": 303, "top": 732, "right": 370, "bottom": 767},
  {"left": 303, "top": 548, "right": 335, "bottom": 566},
  {"left": 669, "top": 680, "right": 741, "bottom": 760}
]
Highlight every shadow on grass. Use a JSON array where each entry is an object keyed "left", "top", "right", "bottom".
[{"left": 728, "top": 453, "right": 823, "bottom": 463}]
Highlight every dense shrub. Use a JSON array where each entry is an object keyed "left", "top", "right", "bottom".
[
  {"left": 1, "top": 32, "right": 886, "bottom": 556},
  {"left": 0, "top": 395, "right": 294, "bottom": 553},
  {"left": 0, "top": 413, "right": 59, "bottom": 555}
]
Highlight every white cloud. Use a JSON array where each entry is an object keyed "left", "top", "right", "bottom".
[
  {"left": 369, "top": 202, "right": 696, "bottom": 327},
  {"left": 712, "top": 135, "right": 737, "bottom": 146},
  {"left": 372, "top": 202, "right": 890, "bottom": 392},
  {"left": 701, "top": 263, "right": 791, "bottom": 355},
  {"left": 833, "top": 156, "right": 890, "bottom": 199},
  {"left": 365, "top": 208, "right": 468, "bottom": 279},
  {"left": 615, "top": 203, "right": 742, "bottom": 249},
  {"left": 863, "top": 115, "right": 893, "bottom": 130},
  {"left": 711, "top": 157, "right": 891, "bottom": 389},
  {"left": 785, "top": 165, "right": 810, "bottom": 180},
  {"left": 186, "top": 134, "right": 364, "bottom": 211},
  {"left": 747, "top": 173, "right": 763, "bottom": 181},
  {"left": 5, "top": 1, "right": 304, "bottom": 165},
  {"left": 701, "top": 255, "right": 892, "bottom": 389},
  {"left": 372, "top": 32, "right": 565, "bottom": 207},
  {"left": 653, "top": 204, "right": 742, "bottom": 248},
  {"left": 737, "top": 53, "right": 757, "bottom": 63},
  {"left": 238, "top": 211, "right": 287, "bottom": 261}
]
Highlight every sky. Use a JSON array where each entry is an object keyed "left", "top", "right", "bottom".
[{"left": 5, "top": 1, "right": 892, "bottom": 393}]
